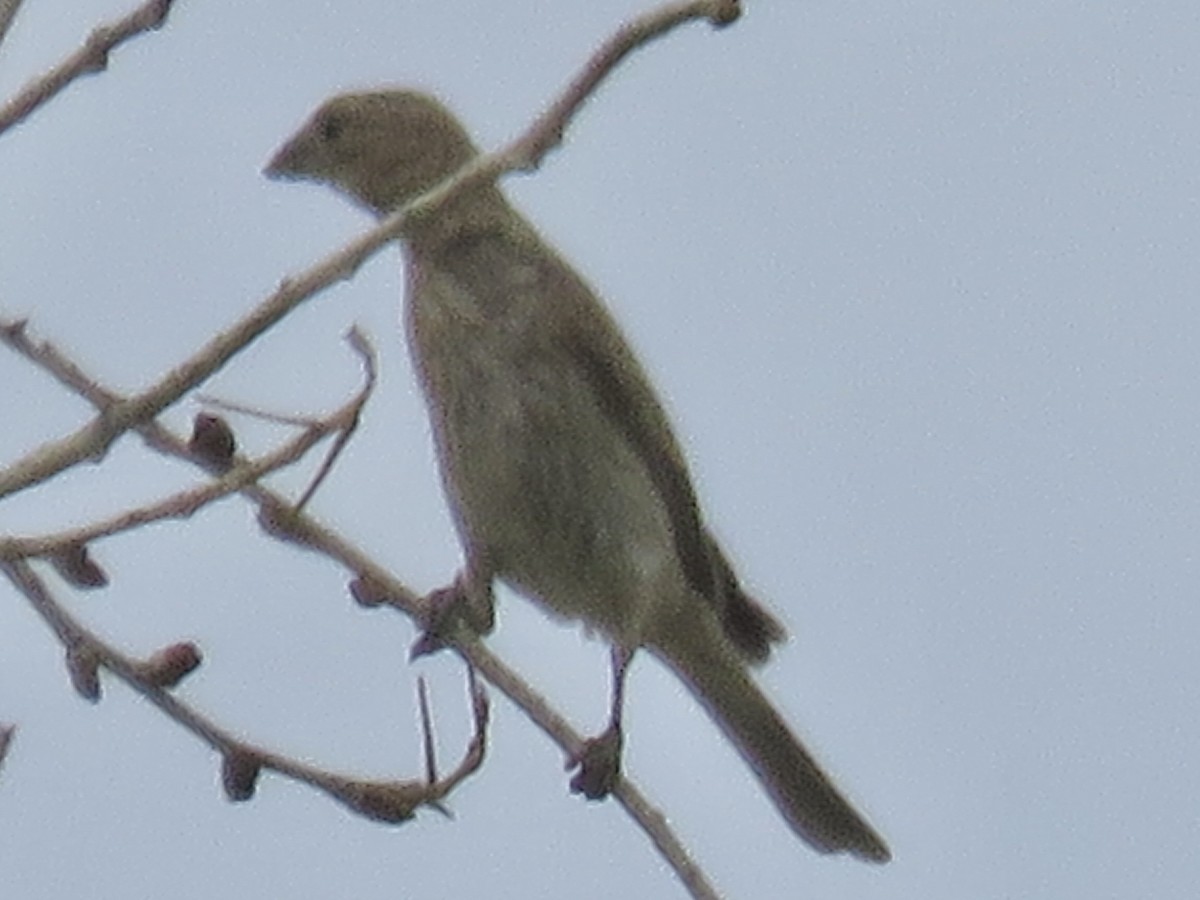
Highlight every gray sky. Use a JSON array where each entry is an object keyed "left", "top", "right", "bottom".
[{"left": 3, "top": 1, "right": 1199, "bottom": 897}]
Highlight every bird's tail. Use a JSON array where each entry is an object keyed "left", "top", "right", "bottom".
[{"left": 650, "top": 615, "right": 891, "bottom": 863}]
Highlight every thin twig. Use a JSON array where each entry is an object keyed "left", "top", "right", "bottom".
[
  {"left": 293, "top": 326, "right": 377, "bottom": 512},
  {"left": 0, "top": 408, "right": 338, "bottom": 558},
  {"left": 0, "top": 557, "right": 486, "bottom": 824},
  {"left": 417, "top": 677, "right": 438, "bottom": 785},
  {"left": 0, "top": 328, "right": 375, "bottom": 559},
  {"left": 192, "top": 397, "right": 321, "bottom": 429},
  {"left": 0, "top": 0, "right": 177, "bottom": 136},
  {"left": 513, "top": 0, "right": 741, "bottom": 167}
]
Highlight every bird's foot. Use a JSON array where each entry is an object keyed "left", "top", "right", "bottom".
[
  {"left": 567, "top": 726, "right": 623, "bottom": 800},
  {"left": 410, "top": 576, "right": 495, "bottom": 659}
]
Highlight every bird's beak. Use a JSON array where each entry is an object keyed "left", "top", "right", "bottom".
[{"left": 263, "top": 138, "right": 302, "bottom": 181}]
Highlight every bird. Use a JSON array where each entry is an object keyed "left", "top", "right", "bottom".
[{"left": 265, "top": 89, "right": 890, "bottom": 863}]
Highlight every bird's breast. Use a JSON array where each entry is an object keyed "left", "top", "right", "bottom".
[{"left": 405, "top": 256, "right": 677, "bottom": 643}]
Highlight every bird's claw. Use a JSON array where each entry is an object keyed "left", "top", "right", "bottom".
[
  {"left": 567, "top": 727, "right": 623, "bottom": 800},
  {"left": 409, "top": 578, "right": 495, "bottom": 659}
]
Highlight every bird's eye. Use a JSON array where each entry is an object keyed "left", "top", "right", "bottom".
[{"left": 319, "top": 114, "right": 344, "bottom": 142}]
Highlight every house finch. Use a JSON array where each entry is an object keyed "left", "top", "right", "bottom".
[{"left": 266, "top": 89, "right": 890, "bottom": 862}]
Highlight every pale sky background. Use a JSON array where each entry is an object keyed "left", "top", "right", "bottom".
[{"left": 2, "top": 1, "right": 1199, "bottom": 897}]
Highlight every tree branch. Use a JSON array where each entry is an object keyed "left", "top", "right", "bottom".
[
  {"left": 0, "top": 556, "right": 488, "bottom": 825},
  {"left": 4, "top": 317, "right": 721, "bottom": 900},
  {"left": 0, "top": 0, "right": 178, "bottom": 136}
]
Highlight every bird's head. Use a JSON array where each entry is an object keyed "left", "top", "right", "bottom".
[{"left": 265, "top": 90, "right": 479, "bottom": 216}]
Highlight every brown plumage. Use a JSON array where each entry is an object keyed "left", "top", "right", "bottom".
[{"left": 266, "top": 89, "right": 890, "bottom": 863}]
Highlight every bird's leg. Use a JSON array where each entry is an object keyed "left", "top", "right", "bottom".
[
  {"left": 410, "top": 550, "right": 496, "bottom": 658},
  {"left": 568, "top": 644, "right": 632, "bottom": 799}
]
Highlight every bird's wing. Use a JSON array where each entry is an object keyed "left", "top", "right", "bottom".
[
  {"left": 566, "top": 316, "right": 718, "bottom": 604},
  {"left": 543, "top": 243, "right": 787, "bottom": 660}
]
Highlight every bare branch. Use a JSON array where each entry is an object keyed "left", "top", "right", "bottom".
[
  {"left": 0, "top": 558, "right": 485, "bottom": 824},
  {"left": 0, "top": 270, "right": 326, "bottom": 499},
  {"left": 0, "top": 359, "right": 369, "bottom": 559},
  {"left": 236, "top": 668, "right": 489, "bottom": 824},
  {"left": 2, "top": 440, "right": 310, "bottom": 558},
  {"left": 0, "top": 319, "right": 120, "bottom": 409},
  {"left": 4, "top": 320, "right": 721, "bottom": 900},
  {"left": 441, "top": 633, "right": 718, "bottom": 900},
  {"left": 293, "top": 326, "right": 377, "bottom": 513},
  {"left": 0, "top": 0, "right": 178, "bottom": 136},
  {"left": 512, "top": 0, "right": 741, "bottom": 167}
]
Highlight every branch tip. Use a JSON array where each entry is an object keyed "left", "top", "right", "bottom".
[
  {"left": 0, "top": 0, "right": 181, "bottom": 136},
  {"left": 710, "top": 0, "right": 741, "bottom": 27}
]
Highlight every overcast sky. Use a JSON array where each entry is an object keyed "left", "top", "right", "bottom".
[{"left": 3, "top": 1, "right": 1199, "bottom": 898}]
